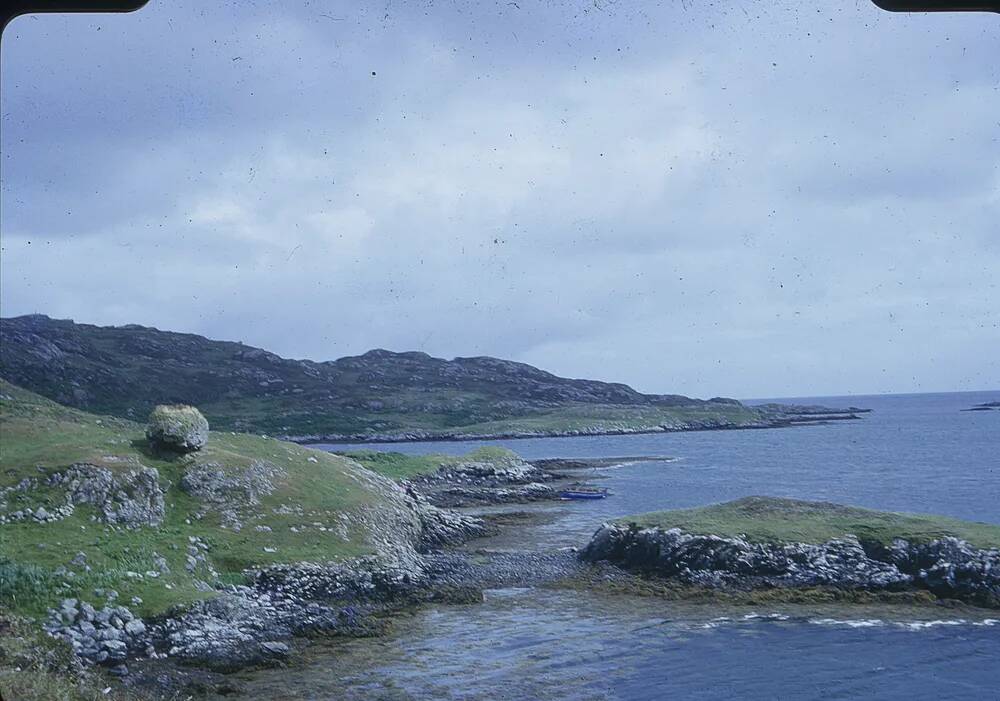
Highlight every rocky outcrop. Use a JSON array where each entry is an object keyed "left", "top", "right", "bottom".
[
  {"left": 402, "top": 485, "right": 494, "bottom": 548},
  {"left": 146, "top": 405, "right": 209, "bottom": 452},
  {"left": 180, "top": 461, "right": 284, "bottom": 507},
  {"left": 44, "top": 600, "right": 153, "bottom": 676},
  {"left": 876, "top": 537, "right": 1000, "bottom": 608},
  {"left": 430, "top": 482, "right": 557, "bottom": 508},
  {"left": 2, "top": 464, "right": 165, "bottom": 527},
  {"left": 405, "top": 453, "right": 560, "bottom": 508},
  {"left": 580, "top": 524, "right": 1000, "bottom": 607},
  {"left": 59, "top": 464, "right": 166, "bottom": 527}
]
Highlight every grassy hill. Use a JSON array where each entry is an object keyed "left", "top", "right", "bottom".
[
  {"left": 622, "top": 496, "right": 1000, "bottom": 549},
  {"left": 0, "top": 379, "right": 418, "bottom": 619},
  {"left": 0, "top": 314, "right": 769, "bottom": 440}
]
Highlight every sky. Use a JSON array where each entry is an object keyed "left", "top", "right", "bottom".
[{"left": 1, "top": 1, "right": 998, "bottom": 399}]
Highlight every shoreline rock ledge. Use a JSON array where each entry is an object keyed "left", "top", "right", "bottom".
[{"left": 580, "top": 517, "right": 1000, "bottom": 609}]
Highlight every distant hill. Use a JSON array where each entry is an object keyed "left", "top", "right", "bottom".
[{"left": 0, "top": 314, "right": 770, "bottom": 441}]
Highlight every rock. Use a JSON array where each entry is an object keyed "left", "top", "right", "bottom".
[
  {"left": 259, "top": 641, "right": 290, "bottom": 658},
  {"left": 102, "top": 639, "right": 128, "bottom": 660},
  {"left": 580, "top": 524, "right": 1000, "bottom": 606},
  {"left": 179, "top": 460, "right": 284, "bottom": 507},
  {"left": 125, "top": 619, "right": 146, "bottom": 636},
  {"left": 152, "top": 553, "right": 170, "bottom": 574},
  {"left": 146, "top": 404, "right": 209, "bottom": 452},
  {"left": 57, "top": 463, "right": 166, "bottom": 527},
  {"left": 70, "top": 551, "right": 88, "bottom": 567}
]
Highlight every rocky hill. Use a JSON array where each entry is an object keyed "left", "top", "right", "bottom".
[
  {"left": 0, "top": 378, "right": 497, "bottom": 688},
  {"left": 0, "top": 314, "right": 773, "bottom": 441}
]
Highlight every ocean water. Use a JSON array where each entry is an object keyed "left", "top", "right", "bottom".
[{"left": 237, "top": 392, "right": 999, "bottom": 700}]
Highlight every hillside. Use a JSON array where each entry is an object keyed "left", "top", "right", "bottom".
[
  {"left": 0, "top": 314, "right": 774, "bottom": 441},
  {"left": 0, "top": 378, "right": 421, "bottom": 619}
]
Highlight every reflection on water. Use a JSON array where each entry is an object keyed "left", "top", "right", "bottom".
[{"left": 233, "top": 393, "right": 999, "bottom": 700}]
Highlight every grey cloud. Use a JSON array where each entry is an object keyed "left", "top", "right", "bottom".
[{"left": 1, "top": 1, "right": 997, "bottom": 398}]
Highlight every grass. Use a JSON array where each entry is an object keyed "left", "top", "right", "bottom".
[
  {"left": 199, "top": 396, "right": 766, "bottom": 439},
  {"left": 445, "top": 402, "right": 764, "bottom": 437},
  {"left": 0, "top": 379, "right": 411, "bottom": 619},
  {"left": 337, "top": 446, "right": 521, "bottom": 480},
  {"left": 338, "top": 451, "right": 451, "bottom": 480},
  {"left": 621, "top": 496, "right": 1000, "bottom": 549}
]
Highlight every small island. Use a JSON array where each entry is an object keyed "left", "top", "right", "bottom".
[
  {"left": 961, "top": 401, "right": 1000, "bottom": 412},
  {"left": 580, "top": 496, "right": 1000, "bottom": 608}
]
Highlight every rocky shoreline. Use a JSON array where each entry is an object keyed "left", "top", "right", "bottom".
[
  {"left": 580, "top": 523, "right": 1000, "bottom": 609},
  {"left": 38, "top": 452, "right": 1000, "bottom": 701},
  {"left": 39, "top": 452, "right": 600, "bottom": 696}
]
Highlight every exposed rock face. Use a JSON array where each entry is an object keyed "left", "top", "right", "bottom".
[
  {"left": 580, "top": 524, "right": 1000, "bottom": 607},
  {"left": 402, "top": 485, "right": 493, "bottom": 549},
  {"left": 405, "top": 453, "right": 559, "bottom": 508},
  {"left": 432, "top": 483, "right": 557, "bottom": 508},
  {"left": 180, "top": 460, "right": 284, "bottom": 507},
  {"left": 878, "top": 537, "right": 1000, "bottom": 608},
  {"left": 146, "top": 404, "right": 209, "bottom": 452},
  {"left": 44, "top": 600, "right": 153, "bottom": 674},
  {"left": 60, "top": 464, "right": 165, "bottom": 527}
]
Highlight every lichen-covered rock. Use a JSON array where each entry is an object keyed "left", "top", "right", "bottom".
[
  {"left": 581, "top": 523, "right": 910, "bottom": 590},
  {"left": 46, "top": 463, "right": 165, "bottom": 527},
  {"left": 44, "top": 600, "right": 153, "bottom": 669},
  {"left": 580, "top": 523, "right": 1000, "bottom": 607},
  {"left": 180, "top": 460, "right": 284, "bottom": 507},
  {"left": 146, "top": 404, "right": 209, "bottom": 452}
]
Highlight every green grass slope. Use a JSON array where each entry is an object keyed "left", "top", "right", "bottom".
[
  {"left": 622, "top": 496, "right": 1000, "bottom": 549},
  {"left": 339, "top": 446, "right": 520, "bottom": 480},
  {"left": 0, "top": 379, "right": 413, "bottom": 619}
]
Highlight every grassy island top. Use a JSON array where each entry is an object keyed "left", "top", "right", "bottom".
[
  {"left": 620, "top": 496, "right": 1000, "bottom": 549},
  {"left": 337, "top": 446, "right": 519, "bottom": 480}
]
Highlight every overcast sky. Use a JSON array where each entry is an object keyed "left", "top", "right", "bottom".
[{"left": 1, "top": 1, "right": 997, "bottom": 399}]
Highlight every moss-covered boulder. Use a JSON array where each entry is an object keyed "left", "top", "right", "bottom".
[{"left": 146, "top": 404, "right": 209, "bottom": 452}]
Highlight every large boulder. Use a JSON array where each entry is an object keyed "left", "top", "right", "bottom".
[{"left": 146, "top": 405, "right": 209, "bottom": 452}]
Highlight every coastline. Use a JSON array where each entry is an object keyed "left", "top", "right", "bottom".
[
  {"left": 288, "top": 412, "right": 865, "bottom": 446},
  {"left": 15, "top": 451, "right": 1000, "bottom": 700}
]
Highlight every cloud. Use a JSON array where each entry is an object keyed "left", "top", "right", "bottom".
[{"left": 1, "top": 1, "right": 997, "bottom": 397}]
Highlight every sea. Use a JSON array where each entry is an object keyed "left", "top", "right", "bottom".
[{"left": 227, "top": 391, "right": 1000, "bottom": 700}]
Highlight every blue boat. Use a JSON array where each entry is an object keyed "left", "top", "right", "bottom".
[{"left": 559, "top": 487, "right": 609, "bottom": 500}]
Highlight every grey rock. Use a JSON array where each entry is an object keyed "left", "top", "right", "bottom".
[
  {"left": 179, "top": 460, "right": 285, "bottom": 507},
  {"left": 124, "top": 619, "right": 146, "bottom": 636},
  {"left": 580, "top": 523, "right": 1000, "bottom": 606},
  {"left": 259, "top": 641, "right": 290, "bottom": 657},
  {"left": 57, "top": 463, "right": 165, "bottom": 527},
  {"left": 146, "top": 404, "right": 209, "bottom": 452}
]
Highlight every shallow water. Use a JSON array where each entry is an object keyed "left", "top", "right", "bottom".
[{"left": 235, "top": 392, "right": 999, "bottom": 700}]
